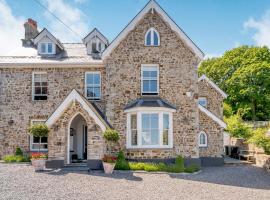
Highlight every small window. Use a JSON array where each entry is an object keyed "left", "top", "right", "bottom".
[
  {"left": 40, "top": 43, "right": 53, "bottom": 54},
  {"left": 199, "top": 131, "right": 207, "bottom": 147},
  {"left": 145, "top": 28, "right": 160, "bottom": 46},
  {"left": 41, "top": 43, "right": 46, "bottom": 53},
  {"left": 30, "top": 120, "right": 48, "bottom": 151},
  {"left": 85, "top": 72, "right": 101, "bottom": 100},
  {"left": 33, "top": 72, "right": 48, "bottom": 101},
  {"left": 141, "top": 65, "right": 159, "bottom": 95},
  {"left": 198, "top": 97, "right": 207, "bottom": 107}
]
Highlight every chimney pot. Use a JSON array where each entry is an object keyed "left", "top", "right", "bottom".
[{"left": 22, "top": 18, "right": 39, "bottom": 47}]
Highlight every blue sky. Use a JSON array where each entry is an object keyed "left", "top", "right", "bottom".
[{"left": 1, "top": 0, "right": 270, "bottom": 57}]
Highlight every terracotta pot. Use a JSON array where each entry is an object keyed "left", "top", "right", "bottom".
[
  {"left": 31, "top": 159, "right": 46, "bottom": 171},
  {"left": 102, "top": 162, "right": 116, "bottom": 174}
]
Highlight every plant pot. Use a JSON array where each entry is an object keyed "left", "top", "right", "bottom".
[
  {"left": 31, "top": 159, "right": 46, "bottom": 171},
  {"left": 102, "top": 162, "right": 116, "bottom": 174}
]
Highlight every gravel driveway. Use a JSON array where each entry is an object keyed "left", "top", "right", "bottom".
[{"left": 0, "top": 163, "right": 269, "bottom": 200}]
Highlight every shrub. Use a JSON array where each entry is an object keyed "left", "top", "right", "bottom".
[
  {"left": 184, "top": 164, "right": 200, "bottom": 173},
  {"left": 144, "top": 163, "right": 161, "bottom": 172},
  {"left": 115, "top": 150, "right": 130, "bottom": 170},
  {"left": 248, "top": 128, "right": 270, "bottom": 155},
  {"left": 129, "top": 162, "right": 145, "bottom": 170},
  {"left": 28, "top": 124, "right": 49, "bottom": 138},
  {"left": 15, "top": 147, "right": 23, "bottom": 156},
  {"left": 3, "top": 155, "right": 30, "bottom": 163},
  {"left": 103, "top": 129, "right": 120, "bottom": 143}
]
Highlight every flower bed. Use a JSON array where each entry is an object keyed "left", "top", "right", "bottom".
[{"left": 115, "top": 151, "right": 200, "bottom": 173}]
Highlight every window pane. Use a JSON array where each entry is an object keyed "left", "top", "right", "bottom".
[
  {"left": 47, "top": 43, "right": 52, "bottom": 53},
  {"left": 41, "top": 137, "right": 47, "bottom": 143},
  {"left": 86, "top": 74, "right": 94, "bottom": 84},
  {"left": 35, "top": 87, "right": 41, "bottom": 95},
  {"left": 143, "top": 71, "right": 151, "bottom": 78},
  {"left": 87, "top": 87, "right": 100, "bottom": 99},
  {"left": 151, "top": 114, "right": 159, "bottom": 129},
  {"left": 150, "top": 70, "right": 157, "bottom": 77},
  {"left": 33, "top": 136, "right": 40, "bottom": 143},
  {"left": 93, "top": 74, "right": 100, "bottom": 84},
  {"left": 163, "top": 130, "right": 169, "bottom": 145},
  {"left": 151, "top": 129, "right": 159, "bottom": 145},
  {"left": 41, "top": 87, "right": 48, "bottom": 95},
  {"left": 149, "top": 80, "right": 157, "bottom": 92},
  {"left": 142, "top": 130, "right": 151, "bottom": 145},
  {"left": 131, "top": 130, "right": 137, "bottom": 145},
  {"left": 163, "top": 114, "right": 169, "bottom": 129},
  {"left": 146, "top": 31, "right": 151, "bottom": 45},
  {"left": 41, "top": 44, "right": 46, "bottom": 53},
  {"left": 143, "top": 80, "right": 150, "bottom": 92},
  {"left": 34, "top": 74, "right": 41, "bottom": 82},
  {"left": 131, "top": 114, "right": 137, "bottom": 129},
  {"left": 92, "top": 42, "right": 97, "bottom": 53},
  {"left": 34, "top": 82, "right": 41, "bottom": 87},
  {"left": 153, "top": 31, "right": 159, "bottom": 45},
  {"left": 198, "top": 98, "right": 207, "bottom": 107},
  {"left": 200, "top": 134, "right": 205, "bottom": 144},
  {"left": 142, "top": 114, "right": 150, "bottom": 129}
]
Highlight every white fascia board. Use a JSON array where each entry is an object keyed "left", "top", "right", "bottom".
[
  {"left": 83, "top": 28, "right": 109, "bottom": 45},
  {"left": 45, "top": 89, "right": 107, "bottom": 131},
  {"left": 198, "top": 104, "right": 227, "bottom": 128},
  {"left": 102, "top": 0, "right": 204, "bottom": 60},
  {"left": 124, "top": 106, "right": 176, "bottom": 113},
  {"left": 198, "top": 74, "right": 228, "bottom": 98}
]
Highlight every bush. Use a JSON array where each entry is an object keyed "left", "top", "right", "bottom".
[
  {"left": 115, "top": 150, "right": 130, "bottom": 170},
  {"left": 129, "top": 162, "right": 145, "bottom": 170},
  {"left": 225, "top": 115, "right": 252, "bottom": 139},
  {"left": 248, "top": 128, "right": 270, "bottom": 155},
  {"left": 3, "top": 155, "right": 30, "bottom": 163},
  {"left": 103, "top": 129, "right": 120, "bottom": 142},
  {"left": 15, "top": 147, "right": 23, "bottom": 156}
]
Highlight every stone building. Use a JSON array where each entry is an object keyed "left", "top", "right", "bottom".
[{"left": 0, "top": 0, "right": 227, "bottom": 168}]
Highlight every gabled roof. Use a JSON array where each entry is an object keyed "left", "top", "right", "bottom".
[
  {"left": 46, "top": 89, "right": 111, "bottom": 131},
  {"left": 33, "top": 28, "right": 64, "bottom": 50},
  {"left": 83, "top": 28, "right": 109, "bottom": 45},
  {"left": 198, "top": 104, "right": 227, "bottom": 128},
  {"left": 102, "top": 0, "right": 204, "bottom": 59},
  {"left": 198, "top": 75, "right": 228, "bottom": 98},
  {"left": 124, "top": 97, "right": 177, "bottom": 111}
]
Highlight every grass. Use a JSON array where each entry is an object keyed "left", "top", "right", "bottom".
[{"left": 115, "top": 151, "right": 200, "bottom": 173}]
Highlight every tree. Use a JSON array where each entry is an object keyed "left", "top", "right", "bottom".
[{"left": 199, "top": 46, "right": 270, "bottom": 121}]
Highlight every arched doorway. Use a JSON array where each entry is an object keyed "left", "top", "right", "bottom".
[{"left": 67, "top": 113, "right": 87, "bottom": 164}]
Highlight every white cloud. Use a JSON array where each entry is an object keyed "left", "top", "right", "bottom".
[
  {"left": 74, "top": 0, "right": 87, "bottom": 4},
  {"left": 0, "top": 0, "right": 25, "bottom": 55},
  {"left": 204, "top": 53, "right": 222, "bottom": 59},
  {"left": 43, "top": 0, "right": 89, "bottom": 42},
  {"left": 244, "top": 10, "right": 270, "bottom": 47}
]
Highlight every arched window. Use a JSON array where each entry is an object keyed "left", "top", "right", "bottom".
[
  {"left": 198, "top": 131, "right": 207, "bottom": 147},
  {"left": 145, "top": 28, "right": 160, "bottom": 46}
]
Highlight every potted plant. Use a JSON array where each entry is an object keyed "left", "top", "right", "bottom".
[
  {"left": 28, "top": 124, "right": 49, "bottom": 171},
  {"left": 102, "top": 129, "right": 119, "bottom": 174}
]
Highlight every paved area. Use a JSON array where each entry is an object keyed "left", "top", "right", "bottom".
[{"left": 0, "top": 163, "right": 270, "bottom": 200}]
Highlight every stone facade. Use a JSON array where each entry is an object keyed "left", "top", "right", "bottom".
[
  {"left": 0, "top": 5, "right": 225, "bottom": 164},
  {"left": 104, "top": 10, "right": 200, "bottom": 159}
]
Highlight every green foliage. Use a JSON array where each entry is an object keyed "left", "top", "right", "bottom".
[
  {"left": 115, "top": 150, "right": 130, "bottom": 170},
  {"left": 223, "top": 102, "right": 233, "bottom": 118},
  {"left": 199, "top": 46, "right": 270, "bottom": 121},
  {"left": 28, "top": 124, "right": 49, "bottom": 138},
  {"left": 116, "top": 155, "right": 199, "bottom": 173},
  {"left": 103, "top": 129, "right": 120, "bottom": 143},
  {"left": 248, "top": 128, "right": 270, "bottom": 155},
  {"left": 225, "top": 114, "right": 252, "bottom": 139},
  {"left": 15, "top": 147, "right": 23, "bottom": 156},
  {"left": 3, "top": 155, "right": 30, "bottom": 163},
  {"left": 184, "top": 164, "right": 201, "bottom": 173}
]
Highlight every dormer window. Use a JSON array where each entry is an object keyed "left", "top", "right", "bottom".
[
  {"left": 145, "top": 28, "right": 160, "bottom": 46},
  {"left": 39, "top": 42, "right": 54, "bottom": 54}
]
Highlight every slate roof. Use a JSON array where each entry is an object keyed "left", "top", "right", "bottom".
[
  {"left": 0, "top": 43, "right": 103, "bottom": 65},
  {"left": 124, "top": 97, "right": 177, "bottom": 110}
]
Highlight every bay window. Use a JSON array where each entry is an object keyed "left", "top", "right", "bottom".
[{"left": 127, "top": 110, "right": 173, "bottom": 148}]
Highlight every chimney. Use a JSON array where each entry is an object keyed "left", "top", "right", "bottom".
[{"left": 22, "top": 18, "right": 39, "bottom": 47}]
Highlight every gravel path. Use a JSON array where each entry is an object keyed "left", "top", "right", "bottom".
[{"left": 0, "top": 163, "right": 269, "bottom": 200}]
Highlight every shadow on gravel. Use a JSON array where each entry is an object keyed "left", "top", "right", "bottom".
[
  {"left": 42, "top": 169, "right": 143, "bottom": 182},
  {"left": 169, "top": 164, "right": 270, "bottom": 190}
]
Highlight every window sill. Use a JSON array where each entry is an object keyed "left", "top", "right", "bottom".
[{"left": 126, "top": 145, "right": 173, "bottom": 150}]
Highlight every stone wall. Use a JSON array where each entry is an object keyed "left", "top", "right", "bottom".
[
  {"left": 254, "top": 154, "right": 270, "bottom": 172},
  {"left": 0, "top": 67, "right": 105, "bottom": 158},
  {"left": 104, "top": 10, "right": 201, "bottom": 159},
  {"left": 198, "top": 79, "right": 224, "bottom": 119},
  {"left": 199, "top": 110, "right": 224, "bottom": 157},
  {"left": 48, "top": 100, "right": 104, "bottom": 163}
]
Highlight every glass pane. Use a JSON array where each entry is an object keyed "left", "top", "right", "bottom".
[
  {"left": 153, "top": 31, "right": 159, "bottom": 45},
  {"left": 93, "top": 74, "right": 100, "bottom": 84},
  {"left": 41, "top": 137, "right": 47, "bottom": 143},
  {"left": 150, "top": 70, "right": 157, "bottom": 77},
  {"left": 47, "top": 43, "right": 52, "bottom": 53},
  {"left": 151, "top": 114, "right": 159, "bottom": 129},
  {"left": 41, "top": 44, "right": 46, "bottom": 53},
  {"left": 163, "top": 130, "right": 169, "bottom": 145},
  {"left": 34, "top": 74, "right": 41, "bottom": 82},
  {"left": 143, "top": 80, "right": 150, "bottom": 92},
  {"left": 41, "top": 87, "right": 48, "bottom": 95},
  {"left": 34, "top": 82, "right": 41, "bottom": 87},
  {"left": 86, "top": 74, "right": 94, "bottom": 85},
  {"left": 33, "top": 136, "right": 40, "bottom": 143},
  {"left": 142, "top": 114, "right": 150, "bottom": 129},
  {"left": 142, "top": 130, "right": 151, "bottom": 145},
  {"left": 143, "top": 71, "right": 151, "bottom": 78},
  {"left": 35, "top": 87, "right": 41, "bottom": 95},
  {"left": 92, "top": 42, "right": 97, "bottom": 52},
  {"left": 87, "top": 87, "right": 100, "bottom": 99},
  {"left": 146, "top": 31, "right": 151, "bottom": 45},
  {"left": 149, "top": 80, "right": 157, "bottom": 92},
  {"left": 163, "top": 114, "right": 169, "bottom": 129},
  {"left": 131, "top": 114, "right": 137, "bottom": 129},
  {"left": 200, "top": 134, "right": 205, "bottom": 144},
  {"left": 151, "top": 129, "right": 159, "bottom": 145},
  {"left": 42, "top": 82, "right": 47, "bottom": 87},
  {"left": 32, "top": 144, "right": 39, "bottom": 150},
  {"left": 131, "top": 130, "right": 137, "bottom": 145}
]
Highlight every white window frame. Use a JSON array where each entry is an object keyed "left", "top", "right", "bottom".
[
  {"left": 32, "top": 71, "right": 48, "bottom": 101},
  {"left": 141, "top": 64, "right": 159, "bottom": 95},
  {"left": 198, "top": 97, "right": 207, "bottom": 107},
  {"left": 126, "top": 107, "right": 173, "bottom": 149},
  {"left": 198, "top": 131, "right": 208, "bottom": 147},
  {"left": 39, "top": 42, "right": 54, "bottom": 55},
  {"left": 85, "top": 71, "right": 101, "bottom": 100},
  {"left": 145, "top": 27, "right": 160, "bottom": 46},
  {"left": 30, "top": 119, "right": 48, "bottom": 151}
]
